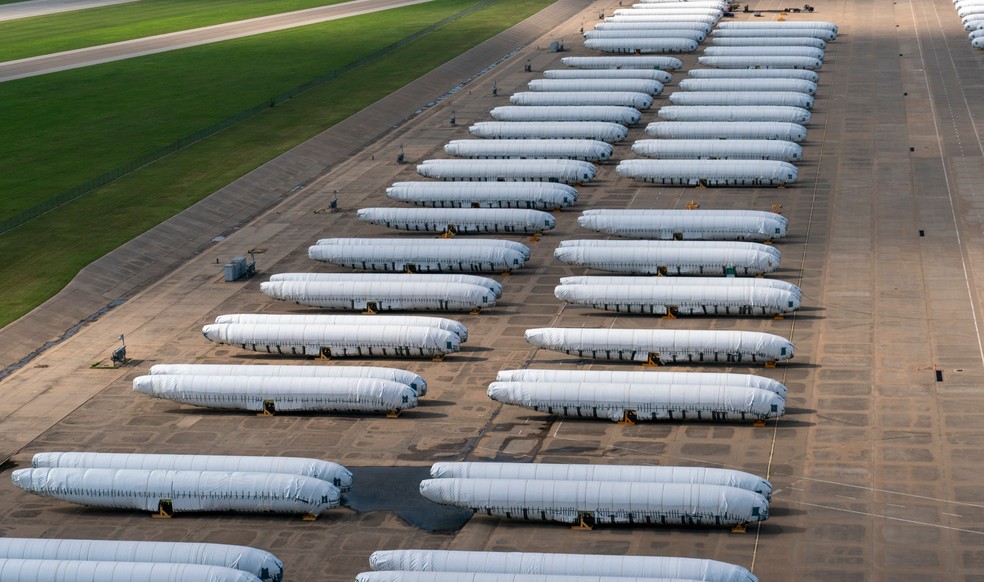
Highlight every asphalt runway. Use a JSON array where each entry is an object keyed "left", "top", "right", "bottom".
[
  {"left": 1, "top": 0, "right": 983, "bottom": 580},
  {"left": 0, "top": 0, "right": 435, "bottom": 82}
]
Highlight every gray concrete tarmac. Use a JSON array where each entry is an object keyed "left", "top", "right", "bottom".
[{"left": 1, "top": 0, "right": 984, "bottom": 580}]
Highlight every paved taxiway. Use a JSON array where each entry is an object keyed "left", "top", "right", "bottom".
[{"left": 1, "top": 0, "right": 984, "bottom": 580}]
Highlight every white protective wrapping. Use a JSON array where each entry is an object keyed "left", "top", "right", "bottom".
[
  {"left": 703, "top": 46, "right": 825, "bottom": 61},
  {"left": 669, "top": 91, "right": 814, "bottom": 110},
  {"left": 710, "top": 36, "right": 827, "bottom": 48},
  {"left": 10, "top": 468, "right": 340, "bottom": 516},
  {"left": 717, "top": 20, "right": 838, "bottom": 31},
  {"left": 509, "top": 92, "right": 653, "bottom": 109},
  {"left": 0, "top": 539, "right": 281, "bottom": 582},
  {"left": 0, "top": 560, "right": 261, "bottom": 582},
  {"left": 656, "top": 105, "right": 811, "bottom": 124},
  {"left": 260, "top": 280, "right": 495, "bottom": 312},
  {"left": 556, "top": 239, "right": 780, "bottom": 260},
  {"left": 469, "top": 122, "right": 628, "bottom": 142},
  {"left": 558, "top": 275, "right": 800, "bottom": 301},
  {"left": 444, "top": 139, "right": 614, "bottom": 161},
  {"left": 201, "top": 323, "right": 461, "bottom": 358},
  {"left": 605, "top": 15, "right": 719, "bottom": 24},
  {"left": 678, "top": 77, "right": 817, "bottom": 94},
  {"left": 488, "top": 381, "right": 785, "bottom": 422},
  {"left": 697, "top": 56, "right": 823, "bottom": 69},
  {"left": 711, "top": 28, "right": 836, "bottom": 40},
  {"left": 553, "top": 244, "right": 779, "bottom": 276},
  {"left": 644, "top": 121, "right": 807, "bottom": 141},
  {"left": 560, "top": 56, "right": 684, "bottom": 70},
  {"left": 528, "top": 79, "right": 664, "bottom": 95},
  {"left": 33, "top": 451, "right": 352, "bottom": 491},
  {"left": 495, "top": 368, "right": 788, "bottom": 398},
  {"left": 358, "top": 573, "right": 701, "bottom": 582},
  {"left": 307, "top": 243, "right": 527, "bottom": 273},
  {"left": 357, "top": 207, "right": 558, "bottom": 234},
  {"left": 576, "top": 209, "right": 788, "bottom": 241},
  {"left": 969, "top": 19, "right": 984, "bottom": 31},
  {"left": 269, "top": 272, "right": 500, "bottom": 301},
  {"left": 583, "top": 37, "right": 699, "bottom": 54},
  {"left": 315, "top": 237, "right": 530, "bottom": 260},
  {"left": 687, "top": 67, "right": 820, "bottom": 82},
  {"left": 583, "top": 29, "right": 707, "bottom": 42},
  {"left": 488, "top": 106, "right": 641, "bottom": 125},
  {"left": 523, "top": 327, "right": 794, "bottom": 364},
  {"left": 632, "top": 138, "right": 803, "bottom": 161},
  {"left": 974, "top": 36, "right": 984, "bottom": 47},
  {"left": 593, "top": 22, "right": 712, "bottom": 33},
  {"left": 418, "top": 479, "right": 769, "bottom": 526},
  {"left": 368, "top": 549, "right": 757, "bottom": 582},
  {"left": 542, "top": 68, "right": 673, "bottom": 82},
  {"left": 959, "top": 5, "right": 984, "bottom": 17},
  {"left": 554, "top": 284, "right": 800, "bottom": 316},
  {"left": 616, "top": 159, "right": 798, "bottom": 187},
  {"left": 386, "top": 181, "right": 578, "bottom": 210},
  {"left": 430, "top": 463, "right": 773, "bottom": 498},
  {"left": 212, "top": 313, "right": 467, "bottom": 345},
  {"left": 614, "top": 7, "right": 723, "bottom": 15},
  {"left": 969, "top": 29, "right": 984, "bottom": 40},
  {"left": 414, "top": 160, "right": 596, "bottom": 185},
  {"left": 133, "top": 374, "right": 418, "bottom": 414}
]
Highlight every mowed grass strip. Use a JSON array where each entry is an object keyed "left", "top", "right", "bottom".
[
  {"left": 0, "top": 0, "right": 552, "bottom": 328},
  {"left": 0, "top": 0, "right": 352, "bottom": 62},
  {"left": 0, "top": 0, "right": 478, "bottom": 220}
]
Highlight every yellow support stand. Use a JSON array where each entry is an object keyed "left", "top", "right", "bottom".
[
  {"left": 777, "top": 183, "right": 786, "bottom": 189},
  {"left": 643, "top": 353, "right": 661, "bottom": 367},
  {"left": 432, "top": 354, "right": 446, "bottom": 362},
  {"left": 529, "top": 231, "right": 542, "bottom": 242},
  {"left": 571, "top": 514, "right": 595, "bottom": 530},
  {"left": 258, "top": 400, "right": 276, "bottom": 416},
  {"left": 732, "top": 523, "right": 748, "bottom": 533},
  {"left": 686, "top": 200, "right": 700, "bottom": 209},
  {"left": 662, "top": 307, "right": 678, "bottom": 319},
  {"left": 764, "top": 360, "right": 777, "bottom": 368},
  {"left": 151, "top": 500, "right": 173, "bottom": 519},
  {"left": 771, "top": 203, "right": 783, "bottom": 214},
  {"left": 617, "top": 411, "right": 637, "bottom": 425},
  {"left": 387, "top": 410, "right": 401, "bottom": 418},
  {"left": 302, "top": 513, "right": 319, "bottom": 521},
  {"left": 753, "top": 419, "right": 766, "bottom": 427},
  {"left": 773, "top": 313, "right": 784, "bottom": 320},
  {"left": 470, "top": 308, "right": 481, "bottom": 315},
  {"left": 362, "top": 302, "right": 379, "bottom": 315}
]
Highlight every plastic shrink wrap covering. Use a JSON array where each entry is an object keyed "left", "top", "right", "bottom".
[
  {"left": 582, "top": 29, "right": 707, "bottom": 42},
  {"left": 386, "top": 181, "right": 578, "bottom": 210},
  {"left": 368, "top": 549, "right": 757, "bottom": 582},
  {"left": 687, "top": 67, "right": 820, "bottom": 82},
  {"left": 308, "top": 243, "right": 527, "bottom": 273},
  {"left": 593, "top": 22, "right": 712, "bottom": 33},
  {"left": 495, "top": 368, "right": 788, "bottom": 398},
  {"left": 605, "top": 14, "right": 719, "bottom": 24},
  {"left": 487, "top": 382, "right": 785, "bottom": 422},
  {"left": 656, "top": 105, "right": 811, "bottom": 124},
  {"left": 358, "top": 207, "right": 558, "bottom": 234},
  {"left": 509, "top": 92, "right": 653, "bottom": 109},
  {"left": 678, "top": 78, "right": 817, "bottom": 94},
  {"left": 644, "top": 121, "right": 807, "bottom": 141},
  {"left": 556, "top": 240, "right": 780, "bottom": 260},
  {"left": 583, "top": 38, "right": 699, "bottom": 54},
  {"left": 528, "top": 78, "right": 664, "bottom": 95},
  {"left": 702, "top": 46, "right": 825, "bottom": 61},
  {"left": 558, "top": 275, "right": 800, "bottom": 300},
  {"left": 414, "top": 160, "right": 596, "bottom": 185},
  {"left": 957, "top": 5, "right": 984, "bottom": 17},
  {"left": 270, "top": 272, "right": 500, "bottom": 301},
  {"left": 973, "top": 36, "right": 984, "bottom": 47},
  {"left": 201, "top": 323, "right": 461, "bottom": 357},
  {"left": 523, "top": 328, "right": 794, "bottom": 364},
  {"left": 576, "top": 209, "right": 788, "bottom": 241},
  {"left": 418, "top": 479, "right": 769, "bottom": 526},
  {"left": 260, "top": 280, "right": 495, "bottom": 312},
  {"left": 0, "top": 560, "right": 261, "bottom": 582},
  {"left": 542, "top": 68, "right": 674, "bottom": 82},
  {"left": 710, "top": 36, "right": 827, "bottom": 48},
  {"left": 632, "top": 138, "right": 802, "bottom": 161},
  {"left": 133, "top": 374, "right": 418, "bottom": 413},
  {"left": 614, "top": 7, "right": 723, "bottom": 15},
  {"left": 553, "top": 245, "right": 779, "bottom": 276},
  {"left": 669, "top": 91, "right": 814, "bottom": 110},
  {"left": 489, "top": 106, "right": 641, "bottom": 125},
  {"left": 469, "top": 122, "right": 628, "bottom": 142},
  {"left": 717, "top": 20, "right": 838, "bottom": 31},
  {"left": 315, "top": 237, "right": 530, "bottom": 260},
  {"left": 560, "top": 56, "right": 684, "bottom": 70},
  {"left": 696, "top": 56, "right": 823, "bottom": 69},
  {"left": 0, "top": 539, "right": 280, "bottom": 581},
  {"left": 968, "top": 29, "right": 984, "bottom": 40},
  {"left": 444, "top": 139, "right": 614, "bottom": 161},
  {"left": 554, "top": 284, "right": 800, "bottom": 316},
  {"left": 358, "top": 573, "right": 696, "bottom": 582},
  {"left": 10, "top": 468, "right": 340, "bottom": 515},
  {"left": 212, "top": 313, "right": 466, "bottom": 345},
  {"left": 710, "top": 28, "right": 836, "bottom": 40},
  {"left": 963, "top": 19, "right": 984, "bottom": 30},
  {"left": 615, "top": 160, "right": 798, "bottom": 187},
  {"left": 429, "top": 463, "right": 773, "bottom": 498},
  {"left": 33, "top": 451, "right": 352, "bottom": 491}
]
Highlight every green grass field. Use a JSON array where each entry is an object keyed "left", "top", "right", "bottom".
[
  {"left": 0, "top": 0, "right": 552, "bottom": 328},
  {"left": 0, "top": 0, "right": 355, "bottom": 62}
]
